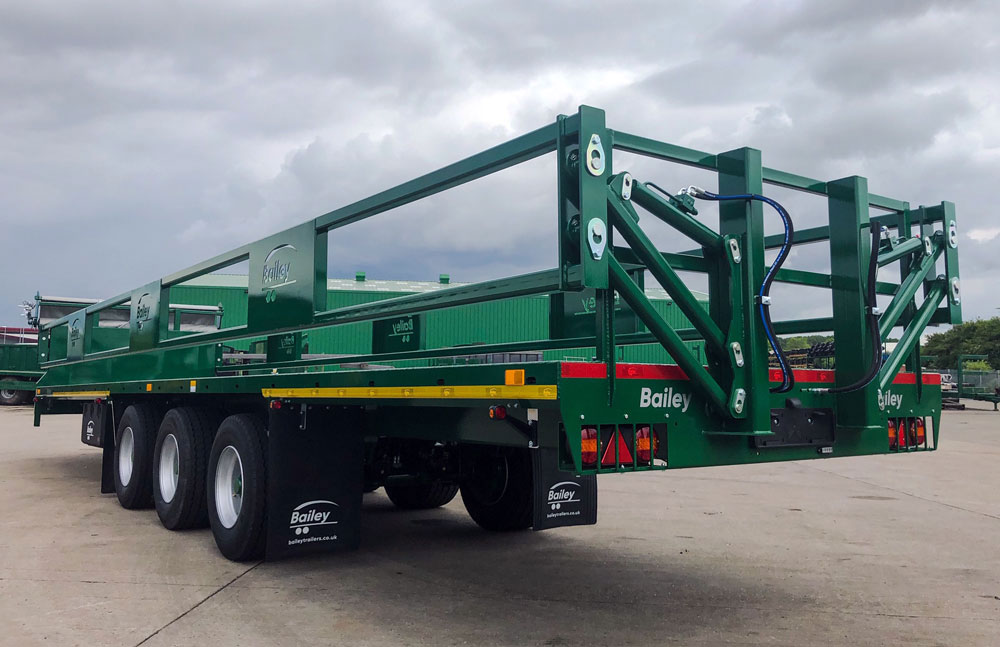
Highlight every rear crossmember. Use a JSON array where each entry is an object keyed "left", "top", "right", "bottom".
[{"left": 32, "top": 106, "right": 960, "bottom": 560}]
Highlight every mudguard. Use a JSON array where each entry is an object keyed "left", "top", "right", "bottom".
[{"left": 265, "top": 405, "right": 364, "bottom": 560}]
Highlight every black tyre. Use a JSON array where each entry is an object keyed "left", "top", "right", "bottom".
[
  {"left": 0, "top": 385, "right": 20, "bottom": 405},
  {"left": 153, "top": 407, "right": 220, "bottom": 530},
  {"left": 114, "top": 404, "right": 161, "bottom": 510},
  {"left": 460, "top": 445, "right": 533, "bottom": 531},
  {"left": 15, "top": 387, "right": 33, "bottom": 405},
  {"left": 384, "top": 479, "right": 459, "bottom": 510},
  {"left": 207, "top": 414, "right": 267, "bottom": 561},
  {"left": 0, "top": 378, "right": 32, "bottom": 405}
]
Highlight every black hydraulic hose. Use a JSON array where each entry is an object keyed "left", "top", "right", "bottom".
[
  {"left": 823, "top": 222, "right": 883, "bottom": 394},
  {"left": 683, "top": 187, "right": 796, "bottom": 393}
]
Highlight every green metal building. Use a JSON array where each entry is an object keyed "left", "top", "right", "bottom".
[{"left": 169, "top": 273, "right": 705, "bottom": 366}]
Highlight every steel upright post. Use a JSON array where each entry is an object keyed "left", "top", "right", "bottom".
[
  {"left": 828, "top": 176, "right": 877, "bottom": 430},
  {"left": 716, "top": 148, "right": 767, "bottom": 433},
  {"left": 575, "top": 107, "right": 615, "bottom": 395}
]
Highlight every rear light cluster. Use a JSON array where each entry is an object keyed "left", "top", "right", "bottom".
[
  {"left": 581, "top": 427, "right": 598, "bottom": 466},
  {"left": 580, "top": 425, "right": 658, "bottom": 469},
  {"left": 888, "top": 417, "right": 926, "bottom": 450}
]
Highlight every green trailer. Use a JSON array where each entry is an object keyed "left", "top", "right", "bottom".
[
  {"left": 955, "top": 354, "right": 1000, "bottom": 410},
  {"left": 168, "top": 273, "right": 707, "bottom": 365},
  {"left": 1, "top": 297, "right": 224, "bottom": 404},
  {"left": 0, "top": 341, "right": 41, "bottom": 405},
  {"left": 33, "top": 105, "right": 961, "bottom": 561}
]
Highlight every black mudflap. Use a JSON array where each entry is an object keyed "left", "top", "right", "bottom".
[
  {"left": 85, "top": 401, "right": 117, "bottom": 494},
  {"left": 81, "top": 402, "right": 109, "bottom": 448},
  {"left": 531, "top": 446, "right": 598, "bottom": 530},
  {"left": 265, "top": 405, "right": 364, "bottom": 560}
]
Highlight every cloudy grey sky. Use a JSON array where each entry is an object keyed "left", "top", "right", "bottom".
[{"left": 1, "top": 0, "right": 998, "bottom": 329}]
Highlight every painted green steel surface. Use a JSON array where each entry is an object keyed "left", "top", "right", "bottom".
[
  {"left": 828, "top": 176, "right": 877, "bottom": 430},
  {"left": 32, "top": 359, "right": 943, "bottom": 474},
  {"left": 0, "top": 379, "right": 37, "bottom": 392},
  {"left": 558, "top": 370, "right": 939, "bottom": 471},
  {"left": 608, "top": 256, "right": 728, "bottom": 413},
  {"left": 34, "top": 105, "right": 961, "bottom": 473},
  {"left": 167, "top": 278, "right": 701, "bottom": 366},
  {"left": 610, "top": 191, "right": 724, "bottom": 355},
  {"left": 715, "top": 148, "right": 768, "bottom": 434},
  {"left": 0, "top": 343, "right": 42, "bottom": 393},
  {"left": 0, "top": 344, "right": 40, "bottom": 375}
]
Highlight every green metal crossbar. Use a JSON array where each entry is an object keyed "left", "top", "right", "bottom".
[{"left": 36, "top": 105, "right": 962, "bottom": 436}]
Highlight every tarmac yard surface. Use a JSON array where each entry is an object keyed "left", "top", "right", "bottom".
[{"left": 1, "top": 405, "right": 999, "bottom": 646}]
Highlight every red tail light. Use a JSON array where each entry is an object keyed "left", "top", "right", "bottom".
[
  {"left": 636, "top": 426, "right": 651, "bottom": 464},
  {"left": 581, "top": 427, "right": 598, "bottom": 467},
  {"left": 890, "top": 417, "right": 927, "bottom": 450}
]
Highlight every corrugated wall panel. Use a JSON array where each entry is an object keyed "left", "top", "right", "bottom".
[{"left": 169, "top": 285, "right": 252, "bottom": 350}]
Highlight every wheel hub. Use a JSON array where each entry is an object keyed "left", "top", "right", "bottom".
[
  {"left": 158, "top": 433, "right": 180, "bottom": 504},
  {"left": 215, "top": 445, "right": 244, "bottom": 529},
  {"left": 466, "top": 451, "right": 509, "bottom": 505},
  {"left": 118, "top": 427, "right": 135, "bottom": 486}
]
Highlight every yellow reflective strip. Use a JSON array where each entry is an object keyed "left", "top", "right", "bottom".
[
  {"left": 49, "top": 390, "right": 111, "bottom": 398},
  {"left": 261, "top": 384, "right": 557, "bottom": 400}
]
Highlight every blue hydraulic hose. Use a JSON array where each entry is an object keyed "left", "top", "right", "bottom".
[{"left": 683, "top": 187, "right": 796, "bottom": 393}]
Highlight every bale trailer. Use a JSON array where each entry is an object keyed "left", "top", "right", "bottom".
[
  {"left": 33, "top": 106, "right": 961, "bottom": 561},
  {"left": 0, "top": 334, "right": 40, "bottom": 405},
  {"left": 2, "top": 297, "right": 223, "bottom": 405}
]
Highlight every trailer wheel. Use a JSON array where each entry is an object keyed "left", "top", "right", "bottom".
[
  {"left": 384, "top": 479, "right": 459, "bottom": 510},
  {"left": 153, "top": 407, "right": 220, "bottom": 530},
  {"left": 114, "top": 404, "right": 160, "bottom": 509},
  {"left": 0, "top": 386, "right": 19, "bottom": 405},
  {"left": 460, "top": 445, "right": 533, "bottom": 531},
  {"left": 207, "top": 414, "right": 267, "bottom": 561},
  {"left": 15, "top": 387, "right": 34, "bottom": 405},
  {"left": 1, "top": 378, "right": 32, "bottom": 405}
]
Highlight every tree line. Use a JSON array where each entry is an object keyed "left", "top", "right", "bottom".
[
  {"left": 921, "top": 317, "right": 1000, "bottom": 370},
  {"left": 776, "top": 317, "right": 999, "bottom": 371}
]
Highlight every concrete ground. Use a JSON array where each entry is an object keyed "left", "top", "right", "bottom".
[{"left": 1, "top": 405, "right": 998, "bottom": 647}]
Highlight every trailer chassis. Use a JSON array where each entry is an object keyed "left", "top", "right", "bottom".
[{"left": 33, "top": 106, "right": 961, "bottom": 560}]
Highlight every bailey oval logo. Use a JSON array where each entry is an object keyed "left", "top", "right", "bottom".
[
  {"left": 289, "top": 499, "right": 339, "bottom": 536},
  {"left": 135, "top": 292, "right": 153, "bottom": 331},
  {"left": 547, "top": 481, "right": 580, "bottom": 511},
  {"left": 69, "top": 317, "right": 82, "bottom": 344},
  {"left": 262, "top": 244, "right": 297, "bottom": 291},
  {"left": 545, "top": 481, "right": 583, "bottom": 521}
]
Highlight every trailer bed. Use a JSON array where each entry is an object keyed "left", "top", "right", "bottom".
[{"left": 36, "top": 360, "right": 942, "bottom": 473}]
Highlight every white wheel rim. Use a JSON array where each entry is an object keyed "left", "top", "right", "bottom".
[
  {"left": 158, "top": 434, "right": 180, "bottom": 504},
  {"left": 118, "top": 427, "right": 135, "bottom": 486},
  {"left": 1, "top": 389, "right": 16, "bottom": 399},
  {"left": 215, "top": 445, "right": 243, "bottom": 529}
]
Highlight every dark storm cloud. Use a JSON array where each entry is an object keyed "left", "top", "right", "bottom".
[{"left": 0, "top": 0, "right": 997, "bottom": 328}]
